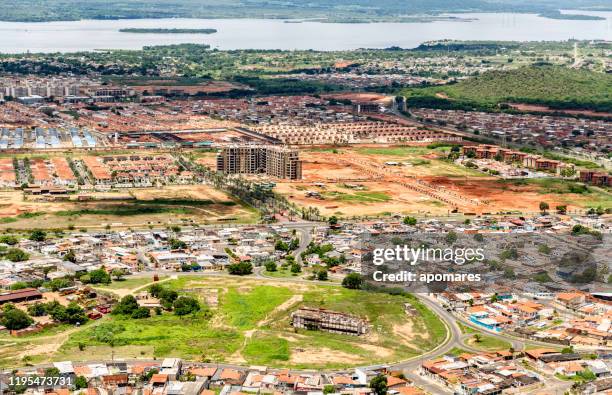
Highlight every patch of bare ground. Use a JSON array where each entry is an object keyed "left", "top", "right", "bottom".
[
  {"left": 258, "top": 294, "right": 303, "bottom": 327},
  {"left": 290, "top": 347, "right": 364, "bottom": 365},
  {"left": 358, "top": 343, "right": 394, "bottom": 358},
  {"left": 393, "top": 319, "right": 426, "bottom": 347},
  {"left": 277, "top": 333, "right": 307, "bottom": 342}
]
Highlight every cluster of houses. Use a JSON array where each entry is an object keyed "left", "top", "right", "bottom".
[
  {"left": 196, "top": 95, "right": 364, "bottom": 126},
  {"left": 421, "top": 351, "right": 542, "bottom": 394},
  {"left": 0, "top": 225, "right": 304, "bottom": 291},
  {"left": 436, "top": 290, "right": 612, "bottom": 349},
  {"left": 252, "top": 122, "right": 459, "bottom": 145},
  {"left": 461, "top": 144, "right": 569, "bottom": 174},
  {"left": 4, "top": 359, "right": 427, "bottom": 395},
  {"left": 421, "top": 348, "right": 612, "bottom": 394},
  {"left": 412, "top": 108, "right": 611, "bottom": 154},
  {"left": 80, "top": 154, "right": 197, "bottom": 188}
]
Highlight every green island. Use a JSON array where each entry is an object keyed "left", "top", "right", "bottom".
[{"left": 119, "top": 28, "right": 217, "bottom": 34}]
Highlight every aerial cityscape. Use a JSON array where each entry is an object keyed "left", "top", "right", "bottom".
[{"left": 0, "top": 1, "right": 610, "bottom": 394}]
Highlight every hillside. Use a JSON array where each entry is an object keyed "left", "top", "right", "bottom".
[{"left": 403, "top": 66, "right": 612, "bottom": 112}]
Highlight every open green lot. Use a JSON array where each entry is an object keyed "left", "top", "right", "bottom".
[
  {"left": 466, "top": 333, "right": 512, "bottom": 351},
  {"left": 3, "top": 275, "right": 447, "bottom": 370}
]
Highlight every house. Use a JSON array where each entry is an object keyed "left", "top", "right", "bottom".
[
  {"left": 0, "top": 288, "right": 43, "bottom": 305},
  {"left": 557, "top": 292, "right": 586, "bottom": 309}
]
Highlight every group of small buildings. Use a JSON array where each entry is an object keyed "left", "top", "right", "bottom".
[
  {"left": 421, "top": 351, "right": 542, "bottom": 394},
  {"left": 462, "top": 144, "right": 612, "bottom": 185},
  {"left": 461, "top": 144, "right": 568, "bottom": 173},
  {"left": 0, "top": 76, "right": 135, "bottom": 105},
  {"left": 436, "top": 290, "right": 612, "bottom": 349},
  {"left": 579, "top": 170, "right": 612, "bottom": 187},
  {"left": 252, "top": 122, "right": 460, "bottom": 145},
  {"left": 0, "top": 127, "right": 101, "bottom": 150},
  {"left": 3, "top": 359, "right": 427, "bottom": 395},
  {"left": 412, "top": 108, "right": 612, "bottom": 154},
  {"left": 422, "top": 348, "right": 612, "bottom": 394}
]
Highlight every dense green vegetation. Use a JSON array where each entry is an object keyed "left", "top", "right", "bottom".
[
  {"left": 0, "top": 0, "right": 608, "bottom": 22},
  {"left": 403, "top": 66, "right": 612, "bottom": 112}
]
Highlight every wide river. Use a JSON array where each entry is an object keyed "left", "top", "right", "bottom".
[{"left": 0, "top": 11, "right": 610, "bottom": 53}]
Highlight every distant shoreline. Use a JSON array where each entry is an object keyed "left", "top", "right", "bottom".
[{"left": 119, "top": 28, "right": 217, "bottom": 34}]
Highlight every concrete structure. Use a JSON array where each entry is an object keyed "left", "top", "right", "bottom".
[
  {"left": 216, "top": 145, "right": 302, "bottom": 180},
  {"left": 290, "top": 307, "right": 368, "bottom": 336}
]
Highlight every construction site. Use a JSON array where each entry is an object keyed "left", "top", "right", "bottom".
[
  {"left": 272, "top": 146, "right": 610, "bottom": 217},
  {"left": 290, "top": 307, "right": 369, "bottom": 336},
  {"left": 252, "top": 122, "right": 460, "bottom": 145}
]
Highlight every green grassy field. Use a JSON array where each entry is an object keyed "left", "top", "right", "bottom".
[
  {"left": 96, "top": 275, "right": 170, "bottom": 290},
  {"left": 13, "top": 276, "right": 448, "bottom": 369},
  {"left": 466, "top": 333, "right": 512, "bottom": 351},
  {"left": 324, "top": 190, "right": 392, "bottom": 203}
]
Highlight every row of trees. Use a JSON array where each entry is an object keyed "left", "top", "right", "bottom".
[{"left": 1, "top": 300, "right": 88, "bottom": 330}]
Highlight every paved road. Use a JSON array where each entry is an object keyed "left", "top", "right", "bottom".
[{"left": 284, "top": 223, "right": 314, "bottom": 265}]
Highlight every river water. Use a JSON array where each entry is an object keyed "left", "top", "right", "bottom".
[{"left": 0, "top": 11, "right": 610, "bottom": 53}]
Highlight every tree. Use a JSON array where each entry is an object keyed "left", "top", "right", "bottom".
[
  {"left": 63, "top": 249, "right": 76, "bottom": 263},
  {"left": 328, "top": 216, "right": 338, "bottom": 226},
  {"left": 64, "top": 302, "right": 88, "bottom": 325},
  {"left": 159, "top": 289, "right": 178, "bottom": 305},
  {"left": 113, "top": 295, "right": 139, "bottom": 316},
  {"left": 29, "top": 229, "right": 47, "bottom": 242},
  {"left": 342, "top": 273, "right": 363, "bottom": 289},
  {"left": 1, "top": 308, "right": 33, "bottom": 330},
  {"left": 561, "top": 346, "right": 574, "bottom": 354},
  {"left": 5, "top": 248, "right": 30, "bottom": 262},
  {"left": 10, "top": 281, "right": 28, "bottom": 290},
  {"left": 131, "top": 307, "right": 151, "bottom": 319},
  {"left": 317, "top": 270, "right": 328, "bottom": 281},
  {"left": 555, "top": 205, "right": 567, "bottom": 215},
  {"left": 290, "top": 262, "right": 302, "bottom": 274},
  {"left": 48, "top": 278, "right": 72, "bottom": 291},
  {"left": 369, "top": 375, "right": 387, "bottom": 395},
  {"left": 275, "top": 240, "right": 289, "bottom": 252},
  {"left": 111, "top": 268, "right": 125, "bottom": 281},
  {"left": 264, "top": 260, "right": 277, "bottom": 272},
  {"left": 173, "top": 296, "right": 201, "bottom": 316},
  {"left": 228, "top": 262, "right": 253, "bottom": 275},
  {"left": 403, "top": 216, "right": 417, "bottom": 226},
  {"left": 83, "top": 269, "right": 111, "bottom": 284},
  {"left": 27, "top": 302, "right": 47, "bottom": 317},
  {"left": 539, "top": 201, "right": 549, "bottom": 214},
  {"left": 149, "top": 283, "right": 164, "bottom": 298},
  {"left": 168, "top": 238, "right": 187, "bottom": 250},
  {"left": 323, "top": 385, "right": 335, "bottom": 394},
  {"left": 74, "top": 376, "right": 88, "bottom": 390},
  {"left": 473, "top": 333, "right": 482, "bottom": 343},
  {"left": 445, "top": 231, "right": 458, "bottom": 244},
  {"left": 503, "top": 267, "right": 516, "bottom": 279},
  {"left": 0, "top": 235, "right": 19, "bottom": 245}
]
